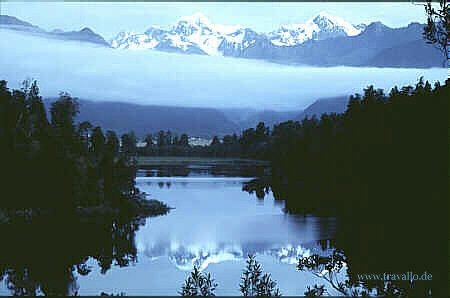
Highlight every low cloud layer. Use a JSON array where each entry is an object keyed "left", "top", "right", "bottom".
[{"left": 1, "top": 29, "right": 446, "bottom": 111}]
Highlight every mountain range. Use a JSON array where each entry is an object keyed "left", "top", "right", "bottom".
[
  {"left": 109, "top": 12, "right": 443, "bottom": 68},
  {"left": 43, "top": 95, "right": 349, "bottom": 139},
  {"left": 0, "top": 15, "right": 110, "bottom": 47},
  {"left": 1, "top": 12, "right": 444, "bottom": 68},
  {"left": 110, "top": 12, "right": 366, "bottom": 55},
  {"left": 43, "top": 99, "right": 241, "bottom": 138}
]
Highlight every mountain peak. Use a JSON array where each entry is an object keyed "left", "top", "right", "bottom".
[
  {"left": 306, "top": 12, "right": 361, "bottom": 36},
  {"left": 80, "top": 27, "right": 95, "bottom": 34},
  {"left": 309, "top": 12, "right": 349, "bottom": 27},
  {"left": 367, "top": 21, "right": 387, "bottom": 28},
  {"left": 365, "top": 21, "right": 390, "bottom": 33},
  {"left": 58, "top": 27, "right": 110, "bottom": 47},
  {"left": 309, "top": 12, "right": 338, "bottom": 24}
]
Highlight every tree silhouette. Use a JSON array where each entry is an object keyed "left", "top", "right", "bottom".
[
  {"left": 423, "top": 0, "right": 449, "bottom": 63},
  {"left": 240, "top": 255, "right": 281, "bottom": 296},
  {"left": 179, "top": 266, "right": 218, "bottom": 296},
  {"left": 0, "top": 79, "right": 164, "bottom": 213}
]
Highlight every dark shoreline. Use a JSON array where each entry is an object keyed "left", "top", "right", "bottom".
[{"left": 0, "top": 195, "right": 171, "bottom": 225}]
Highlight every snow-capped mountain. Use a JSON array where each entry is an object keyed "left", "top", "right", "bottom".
[
  {"left": 111, "top": 12, "right": 259, "bottom": 56},
  {"left": 110, "top": 12, "right": 364, "bottom": 55},
  {"left": 3, "top": 13, "right": 442, "bottom": 68},
  {"left": 108, "top": 12, "right": 444, "bottom": 68},
  {"left": 268, "top": 12, "right": 362, "bottom": 46}
]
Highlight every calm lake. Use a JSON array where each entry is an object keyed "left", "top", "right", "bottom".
[{"left": 0, "top": 164, "right": 340, "bottom": 296}]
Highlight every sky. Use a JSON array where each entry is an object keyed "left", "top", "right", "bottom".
[{"left": 2, "top": 2, "right": 430, "bottom": 40}]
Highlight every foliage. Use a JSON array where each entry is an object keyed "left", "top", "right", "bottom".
[
  {"left": 423, "top": 0, "right": 449, "bottom": 62},
  {"left": 297, "top": 250, "right": 412, "bottom": 297},
  {"left": 0, "top": 79, "right": 145, "bottom": 211},
  {"left": 179, "top": 266, "right": 218, "bottom": 296},
  {"left": 179, "top": 255, "right": 280, "bottom": 297},
  {"left": 0, "top": 211, "right": 150, "bottom": 296},
  {"left": 304, "top": 284, "right": 326, "bottom": 297},
  {"left": 135, "top": 121, "right": 269, "bottom": 159},
  {"left": 121, "top": 131, "right": 137, "bottom": 157},
  {"left": 240, "top": 255, "right": 281, "bottom": 296},
  {"left": 241, "top": 78, "right": 448, "bottom": 296},
  {"left": 138, "top": 129, "right": 242, "bottom": 158}
]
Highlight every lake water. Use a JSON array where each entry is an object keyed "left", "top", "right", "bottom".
[
  {"left": 0, "top": 165, "right": 339, "bottom": 296},
  {"left": 77, "top": 166, "right": 338, "bottom": 296}
]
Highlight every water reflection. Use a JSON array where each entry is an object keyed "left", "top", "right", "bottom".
[
  {"left": 0, "top": 213, "right": 146, "bottom": 296},
  {"left": 0, "top": 166, "right": 339, "bottom": 296},
  {"left": 241, "top": 177, "right": 443, "bottom": 296},
  {"left": 139, "top": 239, "right": 333, "bottom": 272},
  {"left": 134, "top": 178, "right": 336, "bottom": 272},
  {"left": 137, "top": 164, "right": 269, "bottom": 179}
]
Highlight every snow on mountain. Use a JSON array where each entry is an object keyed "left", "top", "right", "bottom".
[
  {"left": 268, "top": 11, "right": 362, "bottom": 46},
  {"left": 110, "top": 12, "right": 364, "bottom": 55},
  {"left": 110, "top": 13, "right": 252, "bottom": 55},
  {"left": 140, "top": 241, "right": 323, "bottom": 272}
]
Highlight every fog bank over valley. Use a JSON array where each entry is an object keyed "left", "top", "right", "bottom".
[{"left": 0, "top": 29, "right": 446, "bottom": 111}]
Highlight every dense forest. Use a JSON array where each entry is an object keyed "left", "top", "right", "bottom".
[
  {"left": 241, "top": 77, "right": 448, "bottom": 296},
  {"left": 0, "top": 79, "right": 168, "bottom": 218}
]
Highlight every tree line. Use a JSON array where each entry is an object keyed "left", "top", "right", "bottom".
[
  {"left": 132, "top": 123, "right": 269, "bottom": 159},
  {"left": 0, "top": 79, "right": 164, "bottom": 213},
  {"left": 241, "top": 77, "right": 448, "bottom": 296}
]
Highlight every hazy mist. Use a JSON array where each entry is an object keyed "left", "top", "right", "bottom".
[{"left": 1, "top": 29, "right": 447, "bottom": 111}]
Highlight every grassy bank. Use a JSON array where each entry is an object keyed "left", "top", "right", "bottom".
[{"left": 136, "top": 156, "right": 270, "bottom": 166}]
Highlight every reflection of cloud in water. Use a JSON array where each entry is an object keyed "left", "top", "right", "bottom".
[
  {"left": 135, "top": 177, "right": 337, "bottom": 274},
  {"left": 136, "top": 212, "right": 337, "bottom": 271}
]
